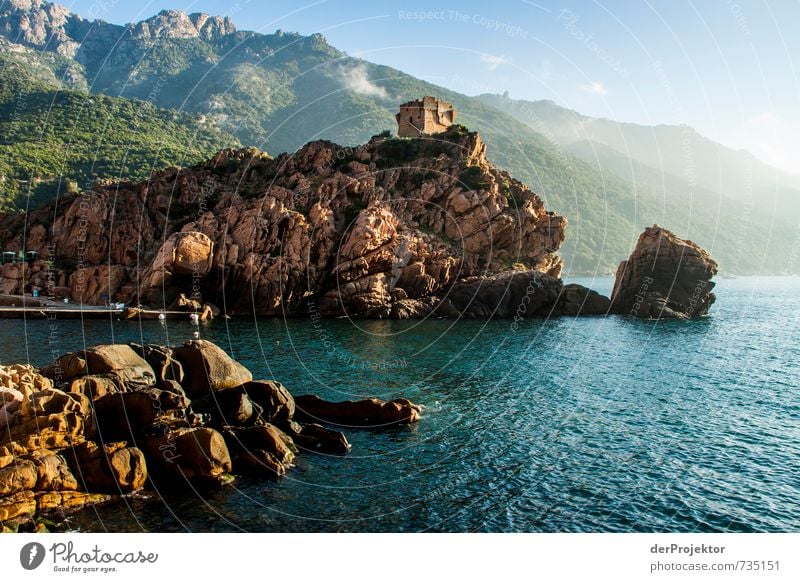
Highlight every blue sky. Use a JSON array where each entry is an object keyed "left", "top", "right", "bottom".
[{"left": 65, "top": 0, "right": 800, "bottom": 173}]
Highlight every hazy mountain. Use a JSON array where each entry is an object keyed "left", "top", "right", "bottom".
[
  {"left": 0, "top": 0, "right": 795, "bottom": 273},
  {"left": 477, "top": 94, "right": 800, "bottom": 204},
  {"left": 477, "top": 93, "right": 800, "bottom": 273}
]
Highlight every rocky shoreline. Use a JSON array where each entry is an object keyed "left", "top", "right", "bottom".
[
  {"left": 0, "top": 339, "right": 421, "bottom": 531},
  {"left": 0, "top": 126, "right": 721, "bottom": 529},
  {"left": 0, "top": 128, "right": 718, "bottom": 321}
]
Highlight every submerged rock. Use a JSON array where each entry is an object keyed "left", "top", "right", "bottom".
[
  {"left": 294, "top": 395, "right": 422, "bottom": 427},
  {"left": 611, "top": 225, "right": 718, "bottom": 319},
  {"left": 287, "top": 422, "right": 351, "bottom": 455}
]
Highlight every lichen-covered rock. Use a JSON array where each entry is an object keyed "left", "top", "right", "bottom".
[{"left": 611, "top": 225, "right": 718, "bottom": 319}]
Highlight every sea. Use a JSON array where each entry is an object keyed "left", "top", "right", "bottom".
[{"left": 1, "top": 277, "right": 798, "bottom": 532}]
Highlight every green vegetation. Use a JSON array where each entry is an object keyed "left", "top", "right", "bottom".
[
  {"left": 458, "top": 166, "right": 489, "bottom": 191},
  {"left": 0, "top": 54, "right": 239, "bottom": 211},
  {"left": 411, "top": 171, "right": 437, "bottom": 187},
  {"left": 377, "top": 137, "right": 454, "bottom": 168}
]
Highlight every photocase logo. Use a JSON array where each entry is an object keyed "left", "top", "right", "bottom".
[{"left": 20, "top": 542, "right": 46, "bottom": 570}]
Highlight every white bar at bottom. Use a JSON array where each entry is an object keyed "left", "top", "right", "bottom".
[{"left": 3, "top": 533, "right": 797, "bottom": 581}]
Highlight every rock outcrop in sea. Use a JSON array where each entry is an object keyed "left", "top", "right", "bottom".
[
  {"left": 610, "top": 225, "right": 718, "bottom": 319},
  {"left": 0, "top": 340, "right": 421, "bottom": 530}
]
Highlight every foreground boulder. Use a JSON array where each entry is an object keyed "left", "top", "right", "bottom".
[
  {"left": 93, "top": 388, "right": 190, "bottom": 440},
  {"left": 67, "top": 375, "right": 120, "bottom": 400},
  {"left": 173, "top": 340, "right": 252, "bottom": 396},
  {"left": 44, "top": 345, "right": 156, "bottom": 385},
  {"left": 68, "top": 442, "right": 147, "bottom": 493},
  {"left": 295, "top": 395, "right": 422, "bottom": 427},
  {"left": 611, "top": 225, "right": 718, "bottom": 319},
  {"left": 0, "top": 340, "right": 422, "bottom": 529},
  {"left": 242, "top": 380, "right": 295, "bottom": 424},
  {"left": 224, "top": 425, "right": 297, "bottom": 477},
  {"left": 192, "top": 389, "right": 256, "bottom": 426},
  {"left": 143, "top": 427, "right": 233, "bottom": 486},
  {"left": 130, "top": 344, "right": 185, "bottom": 386}
]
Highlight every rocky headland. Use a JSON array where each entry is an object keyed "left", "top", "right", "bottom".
[
  {"left": 0, "top": 339, "right": 421, "bottom": 530},
  {"left": 0, "top": 126, "right": 717, "bottom": 320},
  {"left": 0, "top": 126, "right": 589, "bottom": 318}
]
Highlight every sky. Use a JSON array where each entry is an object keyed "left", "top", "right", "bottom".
[{"left": 64, "top": 0, "right": 800, "bottom": 174}]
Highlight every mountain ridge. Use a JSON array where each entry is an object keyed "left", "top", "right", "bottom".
[{"left": 0, "top": 0, "right": 795, "bottom": 274}]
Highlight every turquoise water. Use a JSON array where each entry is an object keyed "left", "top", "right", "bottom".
[{"left": 1, "top": 277, "right": 798, "bottom": 532}]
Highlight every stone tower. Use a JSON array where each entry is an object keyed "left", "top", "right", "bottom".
[{"left": 396, "top": 96, "right": 456, "bottom": 137}]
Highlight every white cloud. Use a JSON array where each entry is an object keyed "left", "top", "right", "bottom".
[
  {"left": 336, "top": 63, "right": 388, "bottom": 99},
  {"left": 580, "top": 81, "right": 608, "bottom": 96},
  {"left": 742, "top": 112, "right": 800, "bottom": 174},
  {"left": 480, "top": 54, "right": 512, "bottom": 71}
]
